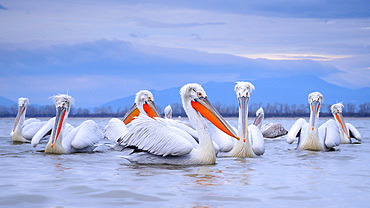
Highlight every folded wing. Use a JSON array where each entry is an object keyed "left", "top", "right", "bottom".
[
  {"left": 70, "top": 120, "right": 104, "bottom": 150},
  {"left": 119, "top": 115, "right": 194, "bottom": 157}
]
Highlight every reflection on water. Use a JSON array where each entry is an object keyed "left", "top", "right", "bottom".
[
  {"left": 0, "top": 117, "right": 369, "bottom": 207},
  {"left": 184, "top": 166, "right": 223, "bottom": 186}
]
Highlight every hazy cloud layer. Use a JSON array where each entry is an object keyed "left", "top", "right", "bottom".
[
  {"left": 0, "top": 0, "right": 369, "bottom": 106},
  {"left": 0, "top": 39, "right": 344, "bottom": 107}
]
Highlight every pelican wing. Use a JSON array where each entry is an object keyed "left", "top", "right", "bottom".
[
  {"left": 159, "top": 117, "right": 199, "bottom": 146},
  {"left": 70, "top": 120, "right": 104, "bottom": 150},
  {"left": 23, "top": 118, "right": 40, "bottom": 126},
  {"left": 22, "top": 120, "right": 46, "bottom": 140},
  {"left": 212, "top": 126, "right": 235, "bottom": 152},
  {"left": 248, "top": 124, "right": 265, "bottom": 155},
  {"left": 286, "top": 118, "right": 307, "bottom": 144},
  {"left": 346, "top": 123, "right": 362, "bottom": 141},
  {"left": 103, "top": 118, "right": 128, "bottom": 144},
  {"left": 64, "top": 123, "right": 74, "bottom": 136},
  {"left": 119, "top": 115, "right": 194, "bottom": 157},
  {"left": 31, "top": 118, "right": 55, "bottom": 147},
  {"left": 319, "top": 119, "right": 341, "bottom": 149}
]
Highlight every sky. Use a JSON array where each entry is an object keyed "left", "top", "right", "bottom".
[{"left": 0, "top": 0, "right": 369, "bottom": 107}]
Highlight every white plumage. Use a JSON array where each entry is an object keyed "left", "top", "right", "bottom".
[
  {"left": 34, "top": 94, "right": 104, "bottom": 154},
  {"left": 286, "top": 92, "right": 341, "bottom": 151},
  {"left": 213, "top": 82, "right": 265, "bottom": 157},
  {"left": 119, "top": 83, "right": 239, "bottom": 165},
  {"left": 164, "top": 105, "right": 172, "bottom": 119},
  {"left": 331, "top": 103, "right": 361, "bottom": 144},
  {"left": 10, "top": 98, "right": 49, "bottom": 142},
  {"left": 103, "top": 90, "right": 160, "bottom": 144},
  {"left": 31, "top": 117, "right": 74, "bottom": 147}
]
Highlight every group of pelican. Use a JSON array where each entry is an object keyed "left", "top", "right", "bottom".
[
  {"left": 10, "top": 82, "right": 361, "bottom": 165},
  {"left": 11, "top": 95, "right": 104, "bottom": 154}
]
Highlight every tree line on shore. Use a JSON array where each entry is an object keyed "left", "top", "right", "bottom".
[{"left": 1, "top": 102, "right": 369, "bottom": 118}]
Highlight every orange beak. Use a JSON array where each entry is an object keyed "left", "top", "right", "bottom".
[
  {"left": 50, "top": 106, "right": 67, "bottom": 148},
  {"left": 310, "top": 100, "right": 320, "bottom": 131},
  {"left": 143, "top": 100, "right": 161, "bottom": 119},
  {"left": 335, "top": 113, "right": 349, "bottom": 139},
  {"left": 122, "top": 100, "right": 161, "bottom": 125},
  {"left": 122, "top": 104, "right": 141, "bottom": 125},
  {"left": 191, "top": 97, "right": 239, "bottom": 140},
  {"left": 13, "top": 106, "right": 26, "bottom": 132}
]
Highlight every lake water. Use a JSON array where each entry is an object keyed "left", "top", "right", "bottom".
[{"left": 0, "top": 117, "right": 369, "bottom": 208}]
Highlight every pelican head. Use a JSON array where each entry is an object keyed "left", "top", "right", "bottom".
[
  {"left": 164, "top": 105, "right": 172, "bottom": 119},
  {"left": 331, "top": 102, "right": 343, "bottom": 115},
  {"left": 12, "top": 97, "right": 30, "bottom": 132},
  {"left": 18, "top": 97, "right": 29, "bottom": 107},
  {"left": 331, "top": 102, "right": 349, "bottom": 139},
  {"left": 235, "top": 82, "right": 255, "bottom": 141},
  {"left": 122, "top": 90, "right": 160, "bottom": 125},
  {"left": 253, "top": 107, "right": 264, "bottom": 128},
  {"left": 235, "top": 82, "right": 254, "bottom": 99},
  {"left": 50, "top": 94, "right": 73, "bottom": 148},
  {"left": 308, "top": 92, "right": 323, "bottom": 131},
  {"left": 180, "top": 83, "right": 239, "bottom": 140}
]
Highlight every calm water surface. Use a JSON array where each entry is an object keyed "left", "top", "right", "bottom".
[{"left": 0, "top": 117, "right": 369, "bottom": 208}]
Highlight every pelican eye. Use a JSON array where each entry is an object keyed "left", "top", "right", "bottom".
[
  {"left": 197, "top": 92, "right": 202, "bottom": 97},
  {"left": 148, "top": 97, "right": 152, "bottom": 101}
]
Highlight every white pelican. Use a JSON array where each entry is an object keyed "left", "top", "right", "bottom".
[
  {"left": 103, "top": 90, "right": 161, "bottom": 144},
  {"left": 164, "top": 105, "right": 172, "bottom": 119},
  {"left": 212, "top": 82, "right": 264, "bottom": 157},
  {"left": 253, "top": 107, "right": 288, "bottom": 138},
  {"left": 117, "top": 83, "right": 239, "bottom": 165},
  {"left": 331, "top": 103, "right": 361, "bottom": 144},
  {"left": 286, "top": 92, "right": 341, "bottom": 151},
  {"left": 10, "top": 98, "right": 49, "bottom": 142},
  {"left": 33, "top": 94, "right": 104, "bottom": 154},
  {"left": 31, "top": 116, "right": 74, "bottom": 148}
]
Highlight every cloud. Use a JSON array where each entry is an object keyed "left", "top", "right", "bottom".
[
  {"left": 134, "top": 0, "right": 370, "bottom": 19},
  {"left": 135, "top": 18, "right": 226, "bottom": 28},
  {"left": 0, "top": 39, "right": 341, "bottom": 77},
  {"left": 0, "top": 39, "right": 348, "bottom": 107},
  {"left": 238, "top": 54, "right": 352, "bottom": 61},
  {"left": 0, "top": 1, "right": 368, "bottom": 106}
]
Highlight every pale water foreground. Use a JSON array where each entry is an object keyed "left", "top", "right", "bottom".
[{"left": 0, "top": 117, "right": 369, "bottom": 208}]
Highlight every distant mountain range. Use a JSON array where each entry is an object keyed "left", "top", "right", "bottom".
[
  {"left": 0, "top": 96, "right": 17, "bottom": 107},
  {"left": 101, "top": 75, "right": 370, "bottom": 111},
  {"left": 1, "top": 75, "right": 369, "bottom": 110}
]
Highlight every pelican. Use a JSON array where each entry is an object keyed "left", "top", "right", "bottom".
[
  {"left": 10, "top": 98, "right": 49, "bottom": 142},
  {"left": 117, "top": 83, "right": 239, "bottom": 165},
  {"left": 212, "top": 82, "right": 264, "bottom": 157},
  {"left": 331, "top": 103, "right": 361, "bottom": 144},
  {"left": 253, "top": 107, "right": 288, "bottom": 138},
  {"left": 164, "top": 105, "right": 172, "bottom": 119},
  {"left": 31, "top": 116, "right": 74, "bottom": 148},
  {"left": 286, "top": 92, "right": 341, "bottom": 151},
  {"left": 103, "top": 90, "right": 161, "bottom": 144},
  {"left": 33, "top": 94, "right": 104, "bottom": 154}
]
